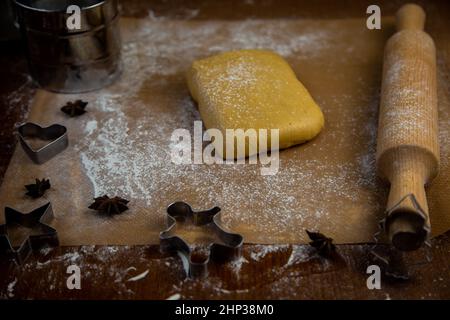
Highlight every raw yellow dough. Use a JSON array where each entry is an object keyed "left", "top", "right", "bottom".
[{"left": 187, "top": 49, "right": 324, "bottom": 158}]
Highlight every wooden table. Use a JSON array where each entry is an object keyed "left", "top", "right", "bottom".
[{"left": 0, "top": 0, "right": 449, "bottom": 300}]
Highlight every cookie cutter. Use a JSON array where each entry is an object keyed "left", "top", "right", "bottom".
[
  {"left": 370, "top": 194, "right": 432, "bottom": 279},
  {"left": 0, "top": 202, "right": 59, "bottom": 264},
  {"left": 160, "top": 202, "right": 243, "bottom": 278},
  {"left": 17, "top": 122, "right": 68, "bottom": 164}
]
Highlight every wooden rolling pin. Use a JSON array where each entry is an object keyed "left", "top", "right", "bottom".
[{"left": 377, "top": 4, "right": 439, "bottom": 251}]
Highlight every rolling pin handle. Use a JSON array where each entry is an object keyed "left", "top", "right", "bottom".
[
  {"left": 385, "top": 194, "right": 429, "bottom": 251},
  {"left": 396, "top": 3, "right": 426, "bottom": 31},
  {"left": 384, "top": 162, "right": 430, "bottom": 251}
]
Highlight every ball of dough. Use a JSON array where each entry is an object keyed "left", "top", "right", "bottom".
[{"left": 187, "top": 49, "right": 324, "bottom": 158}]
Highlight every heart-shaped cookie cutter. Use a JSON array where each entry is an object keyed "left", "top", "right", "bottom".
[
  {"left": 17, "top": 122, "right": 68, "bottom": 164},
  {"left": 160, "top": 202, "right": 243, "bottom": 278}
]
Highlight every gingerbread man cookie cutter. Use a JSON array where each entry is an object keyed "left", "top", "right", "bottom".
[{"left": 160, "top": 202, "right": 243, "bottom": 278}]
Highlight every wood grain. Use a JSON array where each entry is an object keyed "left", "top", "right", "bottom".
[
  {"left": 377, "top": 4, "right": 440, "bottom": 250},
  {"left": 1, "top": 238, "right": 449, "bottom": 299}
]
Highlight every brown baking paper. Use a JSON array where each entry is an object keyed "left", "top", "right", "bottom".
[{"left": 0, "top": 16, "right": 449, "bottom": 245}]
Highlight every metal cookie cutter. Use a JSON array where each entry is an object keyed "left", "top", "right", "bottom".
[
  {"left": 370, "top": 194, "right": 432, "bottom": 279},
  {"left": 18, "top": 122, "right": 68, "bottom": 164},
  {"left": 160, "top": 202, "right": 243, "bottom": 278},
  {"left": 0, "top": 202, "right": 59, "bottom": 264}
]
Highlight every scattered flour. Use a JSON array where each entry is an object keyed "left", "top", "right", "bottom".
[
  {"left": 61, "top": 251, "right": 81, "bottom": 263},
  {"left": 39, "top": 246, "right": 54, "bottom": 256},
  {"left": 286, "top": 246, "right": 313, "bottom": 266},
  {"left": 166, "top": 293, "right": 181, "bottom": 300},
  {"left": 84, "top": 120, "right": 98, "bottom": 135},
  {"left": 228, "top": 255, "right": 249, "bottom": 275},
  {"left": 125, "top": 266, "right": 137, "bottom": 273},
  {"left": 1, "top": 246, "right": 156, "bottom": 298},
  {"left": 3, "top": 75, "right": 33, "bottom": 121},
  {"left": 127, "top": 269, "right": 150, "bottom": 282},
  {"left": 7, "top": 278, "right": 17, "bottom": 298},
  {"left": 0, "top": 74, "right": 34, "bottom": 182},
  {"left": 250, "top": 244, "right": 289, "bottom": 261},
  {"left": 72, "top": 17, "right": 384, "bottom": 244}
]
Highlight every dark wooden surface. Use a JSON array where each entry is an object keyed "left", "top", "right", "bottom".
[{"left": 0, "top": 0, "right": 449, "bottom": 300}]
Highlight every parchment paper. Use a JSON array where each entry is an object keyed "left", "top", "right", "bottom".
[{"left": 0, "top": 16, "right": 449, "bottom": 245}]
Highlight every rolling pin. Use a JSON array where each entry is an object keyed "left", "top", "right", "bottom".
[{"left": 377, "top": 4, "right": 439, "bottom": 251}]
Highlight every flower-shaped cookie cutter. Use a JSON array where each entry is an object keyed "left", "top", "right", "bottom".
[
  {"left": 17, "top": 122, "right": 68, "bottom": 164},
  {"left": 160, "top": 202, "right": 243, "bottom": 278}
]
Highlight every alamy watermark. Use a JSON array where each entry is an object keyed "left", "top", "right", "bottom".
[
  {"left": 170, "top": 121, "right": 280, "bottom": 175},
  {"left": 66, "top": 5, "right": 81, "bottom": 31},
  {"left": 366, "top": 265, "right": 381, "bottom": 290},
  {"left": 366, "top": 5, "right": 381, "bottom": 30},
  {"left": 66, "top": 265, "right": 81, "bottom": 290}
]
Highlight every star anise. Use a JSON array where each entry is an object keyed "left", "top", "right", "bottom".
[
  {"left": 306, "top": 230, "right": 336, "bottom": 257},
  {"left": 88, "top": 195, "right": 129, "bottom": 215},
  {"left": 25, "top": 178, "right": 51, "bottom": 198},
  {"left": 61, "top": 100, "right": 88, "bottom": 117}
]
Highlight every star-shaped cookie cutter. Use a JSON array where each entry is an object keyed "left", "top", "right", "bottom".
[
  {"left": 17, "top": 122, "right": 68, "bottom": 164},
  {"left": 0, "top": 202, "right": 59, "bottom": 264},
  {"left": 160, "top": 202, "right": 243, "bottom": 278}
]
